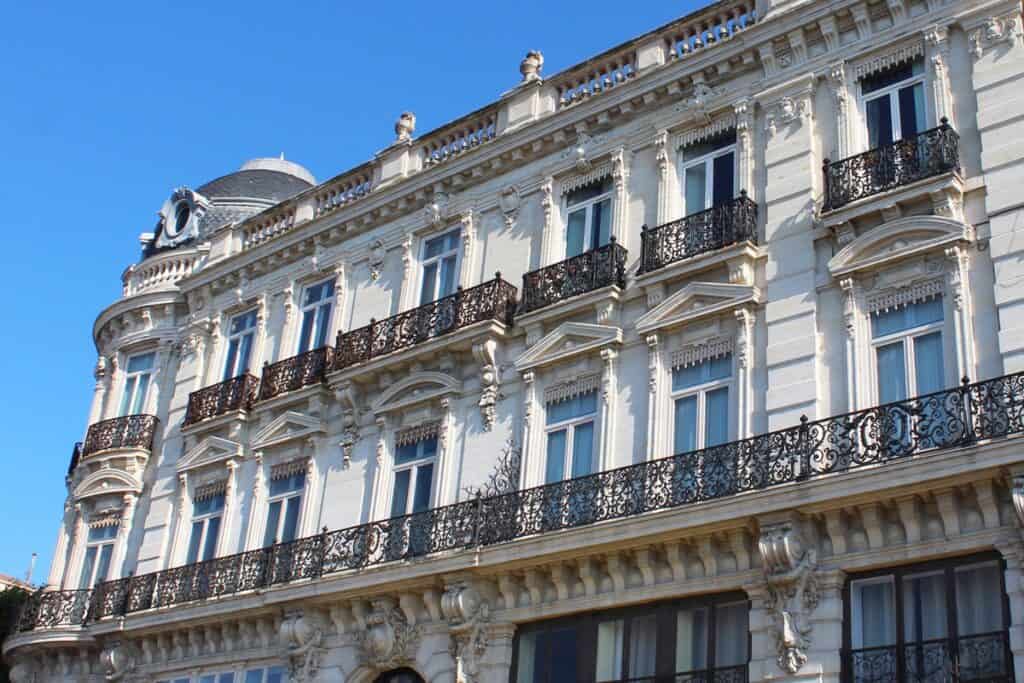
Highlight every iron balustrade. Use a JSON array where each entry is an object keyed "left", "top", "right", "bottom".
[
  {"left": 67, "top": 442, "right": 82, "bottom": 476},
  {"left": 333, "top": 276, "right": 518, "bottom": 371},
  {"left": 519, "top": 239, "right": 627, "bottom": 315},
  {"left": 638, "top": 193, "right": 758, "bottom": 275},
  {"left": 183, "top": 374, "right": 260, "bottom": 426},
  {"left": 257, "top": 347, "right": 334, "bottom": 402},
  {"left": 18, "top": 372, "right": 1024, "bottom": 631},
  {"left": 823, "top": 119, "right": 961, "bottom": 212},
  {"left": 847, "top": 631, "right": 1012, "bottom": 683},
  {"left": 80, "top": 414, "right": 159, "bottom": 458}
]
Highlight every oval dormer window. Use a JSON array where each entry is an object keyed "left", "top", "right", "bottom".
[{"left": 171, "top": 201, "right": 191, "bottom": 238}]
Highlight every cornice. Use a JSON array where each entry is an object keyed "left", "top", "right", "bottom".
[{"left": 93, "top": 289, "right": 183, "bottom": 346}]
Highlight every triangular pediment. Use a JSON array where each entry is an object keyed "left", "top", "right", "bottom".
[
  {"left": 252, "top": 411, "right": 325, "bottom": 451},
  {"left": 515, "top": 322, "right": 622, "bottom": 372},
  {"left": 73, "top": 469, "right": 143, "bottom": 501},
  {"left": 372, "top": 371, "right": 462, "bottom": 414},
  {"left": 177, "top": 436, "right": 244, "bottom": 473},
  {"left": 636, "top": 282, "right": 761, "bottom": 335},
  {"left": 829, "top": 216, "right": 972, "bottom": 278}
]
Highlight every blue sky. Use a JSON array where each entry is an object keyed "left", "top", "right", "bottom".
[{"left": 0, "top": 0, "right": 705, "bottom": 583}]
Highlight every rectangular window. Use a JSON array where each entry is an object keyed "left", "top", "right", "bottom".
[
  {"left": 545, "top": 391, "right": 598, "bottom": 483},
  {"left": 198, "top": 674, "right": 236, "bottom": 683},
  {"left": 242, "top": 667, "right": 286, "bottom": 683},
  {"left": 420, "top": 229, "right": 462, "bottom": 304},
  {"left": 871, "top": 297, "right": 945, "bottom": 403},
  {"left": 680, "top": 130, "right": 737, "bottom": 217},
  {"left": 297, "top": 280, "right": 335, "bottom": 354},
  {"left": 565, "top": 179, "right": 612, "bottom": 258},
  {"left": 846, "top": 556, "right": 1010, "bottom": 683},
  {"left": 672, "top": 354, "right": 732, "bottom": 453},
  {"left": 264, "top": 471, "right": 305, "bottom": 545},
  {"left": 861, "top": 58, "right": 926, "bottom": 148},
  {"left": 119, "top": 352, "right": 155, "bottom": 416},
  {"left": 391, "top": 436, "right": 437, "bottom": 517},
  {"left": 79, "top": 524, "right": 118, "bottom": 588},
  {"left": 223, "top": 310, "right": 258, "bottom": 380},
  {"left": 186, "top": 492, "right": 225, "bottom": 564}
]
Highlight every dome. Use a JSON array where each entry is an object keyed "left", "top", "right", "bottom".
[{"left": 197, "top": 157, "right": 317, "bottom": 202}]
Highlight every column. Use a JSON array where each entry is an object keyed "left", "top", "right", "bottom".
[
  {"left": 111, "top": 493, "right": 137, "bottom": 578},
  {"left": 611, "top": 147, "right": 629, "bottom": 249},
  {"left": 925, "top": 24, "right": 955, "bottom": 128},
  {"left": 47, "top": 501, "right": 76, "bottom": 589},
  {"left": 644, "top": 334, "right": 664, "bottom": 461},
  {"left": 735, "top": 98, "right": 755, "bottom": 199},
  {"left": 61, "top": 504, "right": 86, "bottom": 590},
  {"left": 480, "top": 623, "right": 517, "bottom": 683},
  {"left": 87, "top": 356, "right": 112, "bottom": 426},
  {"left": 654, "top": 131, "right": 671, "bottom": 226},
  {"left": 734, "top": 308, "right": 755, "bottom": 439},
  {"left": 216, "top": 459, "right": 239, "bottom": 557},
  {"left": 599, "top": 348, "right": 618, "bottom": 471},
  {"left": 243, "top": 452, "right": 265, "bottom": 551}
]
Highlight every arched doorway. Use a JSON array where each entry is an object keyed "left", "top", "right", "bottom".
[{"left": 373, "top": 669, "right": 425, "bottom": 683}]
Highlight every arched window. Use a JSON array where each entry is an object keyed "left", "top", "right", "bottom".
[{"left": 374, "top": 669, "right": 425, "bottom": 683}]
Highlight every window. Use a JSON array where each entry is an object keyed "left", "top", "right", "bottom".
[
  {"left": 296, "top": 280, "right": 335, "bottom": 354},
  {"left": 871, "top": 297, "right": 945, "bottom": 404},
  {"left": 513, "top": 593, "right": 749, "bottom": 683},
  {"left": 545, "top": 391, "right": 598, "bottom": 483},
  {"left": 223, "top": 310, "right": 257, "bottom": 380},
  {"left": 672, "top": 354, "right": 732, "bottom": 454},
  {"left": 861, "top": 58, "right": 926, "bottom": 149},
  {"left": 565, "top": 179, "right": 612, "bottom": 259},
  {"left": 846, "top": 555, "right": 1009, "bottom": 683},
  {"left": 419, "top": 228, "right": 461, "bottom": 304},
  {"left": 263, "top": 470, "right": 304, "bottom": 545},
  {"left": 186, "top": 492, "right": 225, "bottom": 564},
  {"left": 79, "top": 524, "right": 117, "bottom": 588},
  {"left": 119, "top": 352, "right": 155, "bottom": 416},
  {"left": 198, "top": 674, "right": 236, "bottom": 683},
  {"left": 680, "top": 131, "right": 737, "bottom": 217},
  {"left": 243, "top": 668, "right": 285, "bottom": 683},
  {"left": 391, "top": 436, "right": 437, "bottom": 517},
  {"left": 156, "top": 678, "right": 190, "bottom": 683}
]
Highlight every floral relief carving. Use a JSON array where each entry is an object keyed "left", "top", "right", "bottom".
[
  {"left": 279, "top": 610, "right": 326, "bottom": 682},
  {"left": 970, "top": 13, "right": 1023, "bottom": 59},
  {"left": 473, "top": 339, "right": 500, "bottom": 431},
  {"left": 759, "top": 518, "right": 820, "bottom": 675},
  {"left": 442, "top": 580, "right": 491, "bottom": 683},
  {"left": 765, "top": 95, "right": 811, "bottom": 138},
  {"left": 355, "top": 598, "right": 421, "bottom": 671}
]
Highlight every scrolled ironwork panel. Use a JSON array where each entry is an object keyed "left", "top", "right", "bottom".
[
  {"left": 258, "top": 347, "right": 333, "bottom": 401},
  {"left": 520, "top": 241, "right": 627, "bottom": 314},
  {"left": 184, "top": 374, "right": 259, "bottom": 425},
  {"left": 81, "top": 414, "right": 159, "bottom": 457},
  {"left": 639, "top": 195, "right": 757, "bottom": 274}
]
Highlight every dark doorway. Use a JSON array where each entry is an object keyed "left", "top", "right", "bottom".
[{"left": 373, "top": 669, "right": 425, "bottom": 683}]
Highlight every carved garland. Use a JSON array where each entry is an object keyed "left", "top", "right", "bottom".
[
  {"left": 864, "top": 277, "right": 944, "bottom": 315},
  {"left": 671, "top": 337, "right": 734, "bottom": 370},
  {"left": 544, "top": 373, "right": 601, "bottom": 404}
]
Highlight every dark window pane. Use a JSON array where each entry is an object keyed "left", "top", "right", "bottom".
[{"left": 712, "top": 152, "right": 736, "bottom": 205}]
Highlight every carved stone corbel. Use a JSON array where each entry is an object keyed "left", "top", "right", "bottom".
[
  {"left": 335, "top": 383, "right": 361, "bottom": 469},
  {"left": 758, "top": 516, "right": 820, "bottom": 675},
  {"left": 355, "top": 597, "right": 421, "bottom": 671},
  {"left": 472, "top": 339, "right": 501, "bottom": 431},
  {"left": 100, "top": 640, "right": 136, "bottom": 682},
  {"left": 279, "top": 609, "right": 326, "bottom": 682},
  {"left": 443, "top": 580, "right": 492, "bottom": 683}
]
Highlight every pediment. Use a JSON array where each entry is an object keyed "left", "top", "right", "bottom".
[
  {"left": 829, "top": 216, "right": 972, "bottom": 278},
  {"left": 636, "top": 282, "right": 762, "bottom": 335},
  {"left": 73, "top": 469, "right": 143, "bottom": 501},
  {"left": 515, "top": 322, "right": 622, "bottom": 372},
  {"left": 252, "top": 411, "right": 325, "bottom": 451},
  {"left": 372, "top": 371, "right": 462, "bottom": 415},
  {"left": 177, "top": 436, "right": 244, "bottom": 474}
]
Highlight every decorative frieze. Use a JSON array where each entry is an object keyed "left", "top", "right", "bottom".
[
  {"left": 270, "top": 458, "right": 308, "bottom": 481},
  {"left": 670, "top": 337, "right": 734, "bottom": 370},
  {"left": 193, "top": 480, "right": 227, "bottom": 502},
  {"left": 854, "top": 41, "right": 924, "bottom": 79},
  {"left": 543, "top": 373, "right": 600, "bottom": 404},
  {"left": 864, "top": 277, "right": 944, "bottom": 314},
  {"left": 560, "top": 160, "right": 612, "bottom": 196},
  {"left": 671, "top": 113, "right": 737, "bottom": 151},
  {"left": 395, "top": 421, "right": 441, "bottom": 447}
]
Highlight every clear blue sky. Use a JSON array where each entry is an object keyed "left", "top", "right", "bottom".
[{"left": 0, "top": 0, "right": 704, "bottom": 584}]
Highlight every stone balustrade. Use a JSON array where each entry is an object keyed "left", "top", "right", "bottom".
[
  {"left": 312, "top": 163, "right": 374, "bottom": 218},
  {"left": 240, "top": 206, "right": 297, "bottom": 250},
  {"left": 121, "top": 249, "right": 205, "bottom": 297},
  {"left": 420, "top": 106, "right": 499, "bottom": 168},
  {"left": 663, "top": 1, "right": 756, "bottom": 60}
]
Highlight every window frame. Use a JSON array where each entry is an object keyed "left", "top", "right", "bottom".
[
  {"left": 79, "top": 524, "right": 118, "bottom": 588},
  {"left": 670, "top": 354, "right": 734, "bottom": 454},
  {"left": 118, "top": 351, "right": 156, "bottom": 416},
  {"left": 563, "top": 181, "right": 614, "bottom": 259},
  {"left": 544, "top": 392, "right": 599, "bottom": 483},
  {"left": 263, "top": 472, "right": 305, "bottom": 546},
  {"left": 869, "top": 298, "right": 948, "bottom": 405},
  {"left": 391, "top": 436, "right": 438, "bottom": 517},
  {"left": 858, "top": 59, "right": 928, "bottom": 150},
  {"left": 417, "top": 227, "right": 463, "bottom": 305},
  {"left": 185, "top": 492, "right": 225, "bottom": 564},
  {"left": 677, "top": 138, "right": 738, "bottom": 219},
  {"left": 222, "top": 309, "right": 258, "bottom": 381},
  {"left": 296, "top": 279, "right": 335, "bottom": 354}
]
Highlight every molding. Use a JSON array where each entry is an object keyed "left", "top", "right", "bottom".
[
  {"left": 72, "top": 469, "right": 144, "bottom": 501},
  {"left": 176, "top": 436, "right": 244, "bottom": 473},
  {"left": 514, "top": 322, "right": 622, "bottom": 372},
  {"left": 251, "top": 411, "right": 325, "bottom": 451},
  {"left": 636, "top": 281, "right": 763, "bottom": 335},
  {"left": 828, "top": 215, "right": 973, "bottom": 279},
  {"left": 371, "top": 371, "right": 463, "bottom": 415},
  {"left": 853, "top": 40, "right": 924, "bottom": 79}
]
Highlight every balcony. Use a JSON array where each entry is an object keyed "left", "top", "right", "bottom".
[
  {"left": 519, "top": 239, "right": 627, "bottom": 315},
  {"left": 638, "top": 193, "right": 757, "bottom": 275},
  {"left": 80, "top": 414, "right": 159, "bottom": 458},
  {"left": 847, "top": 631, "right": 1012, "bottom": 683},
  {"left": 256, "top": 347, "right": 333, "bottom": 403},
  {"left": 183, "top": 374, "right": 259, "bottom": 426},
  {"left": 333, "top": 275, "right": 517, "bottom": 371},
  {"left": 823, "top": 120, "right": 960, "bottom": 212},
  {"left": 18, "top": 371, "right": 1024, "bottom": 631}
]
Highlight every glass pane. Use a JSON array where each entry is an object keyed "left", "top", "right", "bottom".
[
  {"left": 566, "top": 208, "right": 587, "bottom": 258},
  {"left": 548, "top": 627, "right": 578, "bottom": 682},
  {"left": 95, "top": 544, "right": 113, "bottom": 584},
  {"left": 629, "top": 614, "right": 658, "bottom": 678},
  {"left": 424, "top": 233, "right": 447, "bottom": 259},
  {"left": 244, "top": 671, "right": 264, "bottom": 683},
  {"left": 126, "top": 353, "right": 155, "bottom": 373},
  {"left": 876, "top": 342, "right": 908, "bottom": 403},
  {"left": 866, "top": 94, "right": 894, "bottom": 148},
  {"left": 898, "top": 83, "right": 926, "bottom": 139},
  {"left": 566, "top": 178, "right": 611, "bottom": 205},
  {"left": 303, "top": 283, "right": 322, "bottom": 307},
  {"left": 395, "top": 442, "right": 420, "bottom": 465},
  {"left": 705, "top": 387, "right": 730, "bottom": 447},
  {"left": 439, "top": 255, "right": 458, "bottom": 298},
  {"left": 391, "top": 470, "right": 411, "bottom": 517},
  {"left": 420, "top": 263, "right": 438, "bottom": 304},
  {"left": 422, "top": 437, "right": 438, "bottom": 458},
  {"left": 119, "top": 376, "right": 136, "bottom": 416},
  {"left": 297, "top": 309, "right": 315, "bottom": 354},
  {"left": 596, "top": 619, "right": 624, "bottom": 682},
  {"left": 264, "top": 501, "right": 282, "bottom": 546},
  {"left": 87, "top": 524, "right": 118, "bottom": 542},
  {"left": 545, "top": 430, "right": 567, "bottom": 483},
  {"left": 682, "top": 130, "right": 737, "bottom": 161},
  {"left": 281, "top": 496, "right": 301, "bottom": 542},
  {"left": 853, "top": 578, "right": 896, "bottom": 648},
  {"left": 571, "top": 422, "right": 595, "bottom": 478},
  {"left": 516, "top": 631, "right": 539, "bottom": 683},
  {"left": 223, "top": 338, "right": 241, "bottom": 380},
  {"left": 412, "top": 463, "right": 433, "bottom": 513},
  {"left": 673, "top": 355, "right": 732, "bottom": 391},
  {"left": 674, "top": 395, "right": 698, "bottom": 454},
  {"left": 237, "top": 333, "right": 254, "bottom": 375},
  {"left": 913, "top": 332, "right": 944, "bottom": 396},
  {"left": 219, "top": 673, "right": 235, "bottom": 683},
  {"left": 193, "top": 494, "right": 226, "bottom": 516},
  {"left": 902, "top": 572, "right": 947, "bottom": 642},
  {"left": 675, "top": 607, "right": 708, "bottom": 673},
  {"left": 861, "top": 59, "right": 920, "bottom": 94},
  {"left": 186, "top": 520, "right": 204, "bottom": 564},
  {"left": 79, "top": 546, "right": 98, "bottom": 589},
  {"left": 313, "top": 303, "right": 332, "bottom": 348},
  {"left": 684, "top": 161, "right": 708, "bottom": 215},
  {"left": 131, "top": 373, "right": 151, "bottom": 414},
  {"left": 592, "top": 198, "right": 612, "bottom": 248},
  {"left": 956, "top": 564, "right": 1003, "bottom": 635},
  {"left": 265, "top": 667, "right": 284, "bottom": 683},
  {"left": 547, "top": 392, "right": 597, "bottom": 424},
  {"left": 712, "top": 151, "right": 735, "bottom": 205},
  {"left": 715, "top": 601, "right": 749, "bottom": 667},
  {"left": 202, "top": 516, "right": 221, "bottom": 561},
  {"left": 200, "top": 675, "right": 217, "bottom": 683},
  {"left": 269, "top": 472, "right": 305, "bottom": 497}
]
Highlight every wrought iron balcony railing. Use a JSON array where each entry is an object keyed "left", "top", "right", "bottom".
[
  {"left": 67, "top": 442, "right": 82, "bottom": 476},
  {"left": 847, "top": 631, "right": 1012, "bottom": 683},
  {"left": 19, "top": 372, "right": 1024, "bottom": 631},
  {"left": 823, "top": 119, "right": 961, "bottom": 212},
  {"left": 257, "top": 347, "right": 333, "bottom": 402},
  {"left": 80, "top": 414, "right": 159, "bottom": 459},
  {"left": 333, "top": 275, "right": 518, "bottom": 371},
  {"left": 519, "top": 239, "right": 627, "bottom": 315},
  {"left": 638, "top": 193, "right": 757, "bottom": 275},
  {"left": 183, "top": 374, "right": 260, "bottom": 426}
]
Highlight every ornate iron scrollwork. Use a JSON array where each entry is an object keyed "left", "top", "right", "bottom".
[
  {"left": 81, "top": 414, "right": 159, "bottom": 458},
  {"left": 519, "top": 240, "right": 627, "bottom": 315},
  {"left": 184, "top": 373, "right": 259, "bottom": 425},
  {"left": 257, "top": 347, "right": 333, "bottom": 402}
]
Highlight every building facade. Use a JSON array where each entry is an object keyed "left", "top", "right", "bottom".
[{"left": 5, "top": 0, "right": 1024, "bottom": 680}]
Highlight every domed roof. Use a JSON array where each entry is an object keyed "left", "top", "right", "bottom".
[{"left": 197, "top": 157, "right": 316, "bottom": 202}]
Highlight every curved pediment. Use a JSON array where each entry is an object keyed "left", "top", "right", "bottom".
[
  {"left": 636, "top": 282, "right": 761, "bottom": 335},
  {"left": 73, "top": 469, "right": 143, "bottom": 501},
  {"left": 515, "top": 322, "right": 622, "bottom": 372},
  {"left": 372, "top": 372, "right": 462, "bottom": 414},
  {"left": 829, "top": 216, "right": 972, "bottom": 278}
]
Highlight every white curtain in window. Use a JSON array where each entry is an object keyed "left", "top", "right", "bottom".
[
  {"left": 956, "top": 564, "right": 1003, "bottom": 636},
  {"left": 629, "top": 614, "right": 658, "bottom": 678},
  {"left": 596, "top": 620, "right": 624, "bottom": 681},
  {"left": 714, "top": 602, "right": 749, "bottom": 667},
  {"left": 854, "top": 579, "right": 896, "bottom": 648}
]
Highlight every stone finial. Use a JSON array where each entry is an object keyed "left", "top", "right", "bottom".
[
  {"left": 395, "top": 111, "right": 416, "bottom": 143},
  {"left": 520, "top": 50, "right": 544, "bottom": 82}
]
